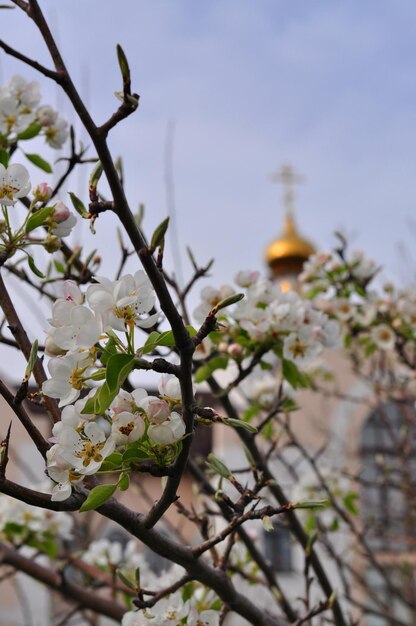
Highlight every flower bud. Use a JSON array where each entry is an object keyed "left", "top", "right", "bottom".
[
  {"left": 52, "top": 202, "right": 71, "bottom": 223},
  {"left": 45, "top": 336, "right": 66, "bottom": 356},
  {"left": 0, "top": 220, "right": 6, "bottom": 234},
  {"left": 36, "top": 105, "right": 58, "bottom": 127},
  {"left": 227, "top": 343, "right": 243, "bottom": 358},
  {"left": 43, "top": 235, "right": 61, "bottom": 253},
  {"left": 145, "top": 398, "right": 170, "bottom": 424},
  {"left": 33, "top": 183, "right": 53, "bottom": 203}
]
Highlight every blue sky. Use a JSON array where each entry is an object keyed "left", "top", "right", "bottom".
[{"left": 2, "top": 0, "right": 416, "bottom": 373}]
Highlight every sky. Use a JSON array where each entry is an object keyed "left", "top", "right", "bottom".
[{"left": 1, "top": 0, "right": 416, "bottom": 374}]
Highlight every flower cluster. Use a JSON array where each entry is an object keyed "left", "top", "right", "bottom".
[
  {"left": 43, "top": 274, "right": 158, "bottom": 401},
  {"left": 299, "top": 246, "right": 416, "bottom": 391},
  {"left": 77, "top": 536, "right": 220, "bottom": 625},
  {"left": 0, "top": 75, "right": 68, "bottom": 149},
  {"left": 42, "top": 279, "right": 186, "bottom": 501},
  {"left": 0, "top": 488, "right": 73, "bottom": 554},
  {"left": 194, "top": 270, "right": 340, "bottom": 370}
]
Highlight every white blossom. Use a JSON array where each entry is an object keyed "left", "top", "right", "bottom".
[{"left": 0, "top": 163, "right": 31, "bottom": 206}]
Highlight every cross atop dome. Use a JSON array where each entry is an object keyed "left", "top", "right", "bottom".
[
  {"left": 271, "top": 163, "right": 305, "bottom": 216},
  {"left": 265, "top": 164, "right": 315, "bottom": 285}
]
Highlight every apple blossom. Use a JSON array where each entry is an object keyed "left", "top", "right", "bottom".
[
  {"left": 158, "top": 374, "right": 182, "bottom": 402},
  {"left": 111, "top": 410, "right": 145, "bottom": 445},
  {"left": 42, "top": 352, "right": 94, "bottom": 407},
  {"left": 87, "top": 271, "right": 158, "bottom": 332},
  {"left": 148, "top": 412, "right": 186, "bottom": 445},
  {"left": 0, "top": 163, "right": 31, "bottom": 206},
  {"left": 44, "top": 116, "right": 69, "bottom": 149}
]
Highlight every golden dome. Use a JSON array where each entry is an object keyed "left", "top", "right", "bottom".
[{"left": 265, "top": 212, "right": 315, "bottom": 278}]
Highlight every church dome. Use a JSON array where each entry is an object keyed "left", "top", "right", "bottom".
[{"left": 265, "top": 211, "right": 315, "bottom": 278}]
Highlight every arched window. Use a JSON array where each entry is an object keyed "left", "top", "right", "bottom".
[{"left": 360, "top": 401, "right": 416, "bottom": 552}]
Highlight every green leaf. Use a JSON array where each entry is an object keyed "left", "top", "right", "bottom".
[
  {"left": 24, "top": 339, "right": 38, "bottom": 382},
  {"left": 24, "top": 152, "right": 52, "bottom": 173},
  {"left": 25, "top": 205, "right": 54, "bottom": 233},
  {"left": 364, "top": 343, "right": 377, "bottom": 357},
  {"left": 280, "top": 397, "right": 299, "bottom": 412},
  {"left": 89, "top": 161, "right": 103, "bottom": 192},
  {"left": 106, "top": 353, "right": 136, "bottom": 393},
  {"left": 116, "top": 569, "right": 136, "bottom": 591},
  {"left": 53, "top": 260, "right": 65, "bottom": 273},
  {"left": 291, "top": 499, "right": 327, "bottom": 510},
  {"left": 81, "top": 354, "right": 136, "bottom": 416},
  {"left": 194, "top": 354, "right": 229, "bottom": 383},
  {"left": 100, "top": 452, "right": 123, "bottom": 472},
  {"left": 282, "top": 359, "right": 310, "bottom": 389},
  {"left": 242, "top": 405, "right": 260, "bottom": 421},
  {"left": 116, "top": 44, "right": 131, "bottom": 87},
  {"left": 343, "top": 492, "right": 359, "bottom": 515},
  {"left": 206, "top": 453, "right": 231, "bottom": 478},
  {"left": 122, "top": 446, "right": 152, "bottom": 464},
  {"left": 17, "top": 123, "right": 41, "bottom": 140},
  {"left": 118, "top": 472, "right": 130, "bottom": 491},
  {"left": 0, "top": 149, "right": 9, "bottom": 168},
  {"left": 149, "top": 216, "right": 169, "bottom": 253},
  {"left": 212, "top": 292, "right": 244, "bottom": 314},
  {"left": 88, "top": 368, "right": 106, "bottom": 381},
  {"left": 27, "top": 535, "right": 58, "bottom": 558},
  {"left": 68, "top": 191, "right": 88, "bottom": 217},
  {"left": 223, "top": 418, "right": 258, "bottom": 433},
  {"left": 182, "top": 582, "right": 194, "bottom": 603},
  {"left": 79, "top": 483, "right": 117, "bottom": 512},
  {"left": 27, "top": 254, "right": 44, "bottom": 278}
]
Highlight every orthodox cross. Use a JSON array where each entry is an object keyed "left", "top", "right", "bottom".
[{"left": 271, "top": 164, "right": 304, "bottom": 215}]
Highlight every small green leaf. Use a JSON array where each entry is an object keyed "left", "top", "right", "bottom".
[
  {"left": 24, "top": 152, "right": 52, "bottom": 173},
  {"left": 106, "top": 353, "right": 136, "bottom": 393},
  {"left": 0, "top": 149, "right": 9, "bottom": 168},
  {"left": 280, "top": 397, "right": 299, "bottom": 412},
  {"left": 82, "top": 354, "right": 136, "bottom": 416},
  {"left": 223, "top": 418, "right": 258, "bottom": 433},
  {"left": 118, "top": 472, "right": 130, "bottom": 491},
  {"left": 212, "top": 292, "right": 244, "bottom": 314},
  {"left": 24, "top": 339, "right": 38, "bottom": 382},
  {"left": 116, "top": 44, "right": 131, "bottom": 87},
  {"left": 79, "top": 483, "right": 117, "bottom": 512},
  {"left": 343, "top": 492, "right": 359, "bottom": 515},
  {"left": 122, "top": 446, "right": 152, "bottom": 464},
  {"left": 100, "top": 452, "right": 123, "bottom": 472},
  {"left": 27, "top": 254, "right": 44, "bottom": 278},
  {"left": 89, "top": 161, "right": 103, "bottom": 193},
  {"left": 243, "top": 405, "right": 260, "bottom": 421},
  {"left": 53, "top": 260, "right": 65, "bottom": 273},
  {"left": 68, "top": 191, "right": 88, "bottom": 217},
  {"left": 25, "top": 205, "right": 54, "bottom": 233},
  {"left": 149, "top": 216, "right": 169, "bottom": 253},
  {"left": 206, "top": 453, "right": 231, "bottom": 478},
  {"left": 291, "top": 499, "right": 327, "bottom": 510},
  {"left": 194, "top": 354, "right": 229, "bottom": 383},
  {"left": 17, "top": 123, "right": 41, "bottom": 140},
  {"left": 282, "top": 359, "right": 310, "bottom": 389},
  {"left": 116, "top": 569, "right": 136, "bottom": 591},
  {"left": 88, "top": 368, "right": 106, "bottom": 381}
]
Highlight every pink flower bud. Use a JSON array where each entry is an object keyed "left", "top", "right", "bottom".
[
  {"left": 37, "top": 105, "right": 58, "bottom": 127},
  {"left": 227, "top": 343, "right": 243, "bottom": 358},
  {"left": 33, "top": 183, "right": 52, "bottom": 203},
  {"left": 52, "top": 202, "right": 71, "bottom": 223},
  {"left": 146, "top": 398, "right": 170, "bottom": 424},
  {"left": 234, "top": 270, "right": 260, "bottom": 288}
]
